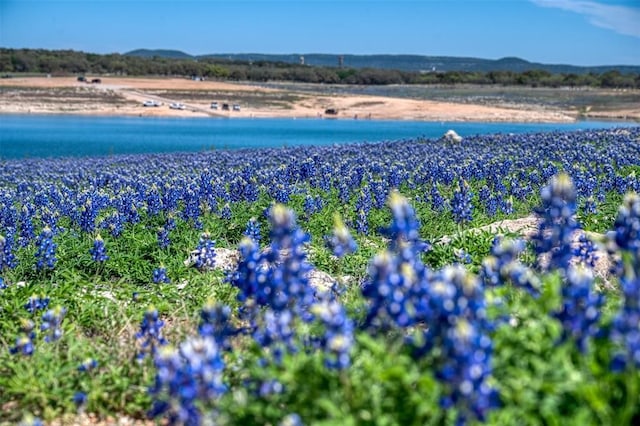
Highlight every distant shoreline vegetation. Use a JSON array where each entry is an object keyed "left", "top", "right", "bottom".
[{"left": 1, "top": 48, "right": 639, "bottom": 88}]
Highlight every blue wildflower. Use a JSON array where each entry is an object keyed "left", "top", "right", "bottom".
[
  {"left": 0, "top": 233, "right": 17, "bottom": 270},
  {"left": 198, "top": 301, "right": 237, "bottom": 351},
  {"left": 243, "top": 217, "right": 261, "bottom": 245},
  {"left": 25, "top": 294, "right": 50, "bottom": 314},
  {"left": 10, "top": 335, "right": 34, "bottom": 356},
  {"left": 78, "top": 358, "right": 98, "bottom": 372},
  {"left": 72, "top": 391, "right": 88, "bottom": 410},
  {"left": 157, "top": 226, "right": 170, "bottom": 249},
  {"left": 136, "top": 306, "right": 167, "bottom": 360},
  {"left": 40, "top": 305, "right": 66, "bottom": 342},
  {"left": 554, "top": 266, "right": 604, "bottom": 353},
  {"left": 89, "top": 234, "right": 108, "bottom": 262},
  {"left": 480, "top": 237, "right": 540, "bottom": 296},
  {"left": 193, "top": 232, "right": 216, "bottom": 270},
  {"left": 310, "top": 297, "right": 354, "bottom": 369},
  {"left": 573, "top": 234, "right": 599, "bottom": 268},
  {"left": 610, "top": 276, "right": 640, "bottom": 371},
  {"left": 280, "top": 413, "right": 304, "bottom": 426},
  {"left": 35, "top": 226, "right": 57, "bottom": 271},
  {"left": 606, "top": 192, "right": 640, "bottom": 277},
  {"left": 152, "top": 267, "right": 170, "bottom": 284},
  {"left": 325, "top": 214, "right": 357, "bottom": 258},
  {"left": 533, "top": 173, "right": 579, "bottom": 273},
  {"left": 149, "top": 336, "right": 226, "bottom": 425},
  {"left": 452, "top": 179, "right": 474, "bottom": 224}
]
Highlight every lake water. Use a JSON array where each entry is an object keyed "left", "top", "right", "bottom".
[{"left": 1, "top": 114, "right": 638, "bottom": 160}]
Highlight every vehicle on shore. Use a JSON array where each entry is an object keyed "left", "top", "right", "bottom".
[
  {"left": 169, "top": 102, "right": 186, "bottom": 110},
  {"left": 142, "top": 100, "right": 161, "bottom": 107},
  {"left": 233, "top": 104, "right": 241, "bottom": 111},
  {"left": 211, "top": 102, "right": 219, "bottom": 109}
]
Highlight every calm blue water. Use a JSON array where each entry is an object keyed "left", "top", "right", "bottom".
[{"left": 1, "top": 114, "right": 638, "bottom": 159}]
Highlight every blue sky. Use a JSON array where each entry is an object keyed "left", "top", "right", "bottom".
[{"left": 1, "top": 0, "right": 638, "bottom": 66}]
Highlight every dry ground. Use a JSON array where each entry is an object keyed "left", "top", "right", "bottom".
[{"left": 0, "top": 76, "right": 615, "bottom": 122}]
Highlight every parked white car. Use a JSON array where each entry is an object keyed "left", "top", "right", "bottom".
[
  {"left": 211, "top": 102, "right": 219, "bottom": 109},
  {"left": 232, "top": 104, "right": 241, "bottom": 111},
  {"left": 169, "top": 102, "right": 186, "bottom": 110},
  {"left": 143, "top": 100, "right": 160, "bottom": 107}
]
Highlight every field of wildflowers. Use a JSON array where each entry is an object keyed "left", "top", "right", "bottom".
[{"left": 1, "top": 127, "right": 639, "bottom": 425}]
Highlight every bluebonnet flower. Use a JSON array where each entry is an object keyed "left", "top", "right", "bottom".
[
  {"left": 553, "top": 266, "right": 604, "bottom": 353},
  {"left": 193, "top": 232, "right": 216, "bottom": 270},
  {"left": 610, "top": 276, "right": 640, "bottom": 371},
  {"left": 10, "top": 335, "right": 35, "bottom": 356},
  {"left": 149, "top": 336, "right": 226, "bottom": 425},
  {"left": 362, "top": 193, "right": 498, "bottom": 425},
  {"left": 533, "top": 173, "right": 579, "bottom": 273},
  {"left": 35, "top": 226, "right": 57, "bottom": 270},
  {"left": 258, "top": 379, "right": 284, "bottom": 397},
  {"left": 418, "top": 267, "right": 498, "bottom": 425},
  {"left": 607, "top": 193, "right": 640, "bottom": 370},
  {"left": 99, "top": 212, "right": 124, "bottom": 237},
  {"left": 363, "top": 193, "right": 432, "bottom": 331},
  {"left": 20, "top": 318, "right": 36, "bottom": 339},
  {"left": 454, "top": 248, "right": 472, "bottom": 264},
  {"left": 40, "top": 305, "right": 67, "bottom": 342},
  {"left": 230, "top": 205, "right": 316, "bottom": 363},
  {"left": 136, "top": 306, "right": 167, "bottom": 360},
  {"left": 89, "top": 234, "right": 108, "bottom": 262},
  {"left": 18, "top": 205, "right": 35, "bottom": 247},
  {"left": 266, "top": 206, "right": 316, "bottom": 314},
  {"left": 152, "top": 267, "right": 170, "bottom": 284},
  {"left": 227, "top": 237, "right": 266, "bottom": 305},
  {"left": 78, "top": 358, "right": 98, "bottom": 372},
  {"left": 582, "top": 196, "right": 597, "bottom": 215},
  {"left": 280, "top": 413, "right": 304, "bottom": 426},
  {"left": 355, "top": 208, "right": 368, "bottom": 235},
  {"left": 220, "top": 202, "right": 232, "bottom": 220},
  {"left": 0, "top": 276, "right": 5, "bottom": 290},
  {"left": 452, "top": 179, "right": 474, "bottom": 224},
  {"left": 606, "top": 192, "right": 640, "bottom": 277},
  {"left": 355, "top": 188, "right": 372, "bottom": 234},
  {"left": 499, "top": 196, "right": 513, "bottom": 215},
  {"left": 157, "top": 226, "right": 170, "bottom": 249},
  {"left": 303, "top": 194, "right": 317, "bottom": 218},
  {"left": 24, "top": 294, "right": 50, "bottom": 314},
  {"left": 243, "top": 217, "right": 261, "bottom": 245},
  {"left": 480, "top": 237, "right": 540, "bottom": 296},
  {"left": 72, "top": 391, "right": 88, "bottom": 410},
  {"left": 310, "top": 296, "right": 354, "bottom": 369},
  {"left": 380, "top": 191, "right": 431, "bottom": 255},
  {"left": 0, "top": 233, "right": 17, "bottom": 270},
  {"left": 198, "top": 301, "right": 237, "bottom": 351},
  {"left": 573, "top": 234, "right": 599, "bottom": 268},
  {"left": 78, "top": 198, "right": 98, "bottom": 233},
  {"left": 430, "top": 185, "right": 446, "bottom": 212},
  {"left": 371, "top": 179, "right": 389, "bottom": 209},
  {"left": 253, "top": 309, "right": 296, "bottom": 364},
  {"left": 325, "top": 214, "right": 357, "bottom": 258}
]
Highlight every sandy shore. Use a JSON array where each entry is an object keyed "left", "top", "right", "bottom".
[{"left": 1, "top": 76, "right": 638, "bottom": 122}]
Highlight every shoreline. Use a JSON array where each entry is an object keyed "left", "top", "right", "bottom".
[
  {"left": 2, "top": 110, "right": 639, "bottom": 126},
  {"left": 1, "top": 76, "right": 639, "bottom": 123}
]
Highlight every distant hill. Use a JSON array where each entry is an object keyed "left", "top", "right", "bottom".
[
  {"left": 125, "top": 49, "right": 194, "bottom": 60},
  {"left": 124, "top": 50, "right": 640, "bottom": 74}
]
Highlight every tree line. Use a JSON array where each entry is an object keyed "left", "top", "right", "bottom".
[{"left": 2, "top": 48, "right": 639, "bottom": 89}]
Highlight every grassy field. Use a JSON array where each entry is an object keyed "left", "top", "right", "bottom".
[{"left": 1, "top": 127, "right": 640, "bottom": 425}]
